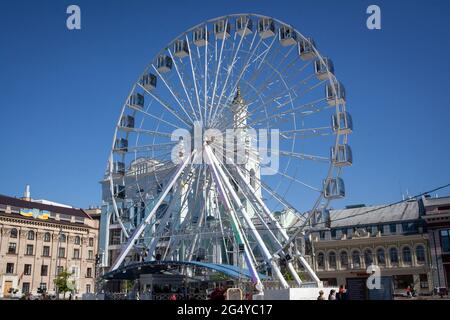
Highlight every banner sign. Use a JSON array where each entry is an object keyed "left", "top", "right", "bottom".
[{"left": 20, "top": 208, "right": 50, "bottom": 220}]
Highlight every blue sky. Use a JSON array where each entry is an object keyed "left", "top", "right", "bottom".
[{"left": 0, "top": 0, "right": 449, "bottom": 209}]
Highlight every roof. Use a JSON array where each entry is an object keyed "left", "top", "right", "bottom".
[
  {"left": 422, "top": 196, "right": 450, "bottom": 208},
  {"left": 329, "top": 200, "right": 420, "bottom": 228},
  {"left": 0, "top": 194, "right": 91, "bottom": 219},
  {"left": 102, "top": 260, "right": 268, "bottom": 281}
]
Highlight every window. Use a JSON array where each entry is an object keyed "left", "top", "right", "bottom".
[
  {"left": 10, "top": 228, "right": 18, "bottom": 238},
  {"left": 27, "top": 230, "right": 35, "bottom": 240},
  {"left": 390, "top": 247, "right": 399, "bottom": 264},
  {"left": 42, "top": 246, "right": 50, "bottom": 257},
  {"left": 389, "top": 224, "right": 397, "bottom": 234},
  {"left": 340, "top": 251, "right": 348, "bottom": 269},
  {"left": 364, "top": 249, "right": 373, "bottom": 266},
  {"left": 440, "top": 230, "right": 450, "bottom": 252},
  {"left": 6, "top": 263, "right": 14, "bottom": 274},
  {"left": 8, "top": 243, "right": 17, "bottom": 254},
  {"left": 41, "top": 265, "right": 48, "bottom": 276},
  {"left": 88, "top": 250, "right": 94, "bottom": 260},
  {"left": 328, "top": 252, "right": 337, "bottom": 269},
  {"left": 402, "top": 222, "right": 418, "bottom": 234},
  {"left": 24, "top": 264, "right": 32, "bottom": 275},
  {"left": 317, "top": 252, "right": 325, "bottom": 269},
  {"left": 22, "top": 282, "right": 30, "bottom": 294},
  {"left": 86, "top": 284, "right": 91, "bottom": 293},
  {"left": 109, "top": 229, "right": 121, "bottom": 245},
  {"left": 352, "top": 250, "right": 361, "bottom": 268},
  {"left": 59, "top": 234, "right": 66, "bottom": 243},
  {"left": 71, "top": 266, "right": 79, "bottom": 278},
  {"left": 330, "top": 229, "right": 337, "bottom": 239},
  {"left": 86, "top": 267, "right": 92, "bottom": 278},
  {"left": 416, "top": 245, "right": 426, "bottom": 263},
  {"left": 89, "top": 237, "right": 94, "bottom": 247},
  {"left": 319, "top": 231, "right": 325, "bottom": 240},
  {"left": 56, "top": 266, "right": 64, "bottom": 275},
  {"left": 58, "top": 247, "right": 66, "bottom": 258},
  {"left": 39, "top": 283, "right": 47, "bottom": 292},
  {"left": 377, "top": 248, "right": 386, "bottom": 265},
  {"left": 73, "top": 249, "right": 80, "bottom": 259},
  {"left": 393, "top": 274, "right": 414, "bottom": 290},
  {"left": 377, "top": 224, "right": 384, "bottom": 234},
  {"left": 419, "top": 274, "right": 429, "bottom": 289},
  {"left": 26, "top": 244, "right": 34, "bottom": 255},
  {"left": 74, "top": 236, "right": 81, "bottom": 245},
  {"left": 402, "top": 246, "right": 412, "bottom": 264},
  {"left": 44, "top": 232, "right": 51, "bottom": 242}
]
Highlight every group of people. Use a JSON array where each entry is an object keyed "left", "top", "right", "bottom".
[{"left": 317, "top": 285, "right": 348, "bottom": 300}]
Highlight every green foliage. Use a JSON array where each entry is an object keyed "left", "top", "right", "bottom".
[
  {"left": 283, "top": 270, "right": 307, "bottom": 282},
  {"left": 210, "top": 273, "right": 231, "bottom": 282},
  {"left": 122, "top": 280, "right": 134, "bottom": 292},
  {"left": 53, "top": 269, "right": 75, "bottom": 298}
]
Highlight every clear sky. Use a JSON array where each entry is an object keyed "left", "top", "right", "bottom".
[{"left": 0, "top": 0, "right": 449, "bottom": 209}]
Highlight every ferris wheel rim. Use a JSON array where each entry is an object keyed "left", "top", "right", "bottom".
[{"left": 104, "top": 13, "right": 352, "bottom": 286}]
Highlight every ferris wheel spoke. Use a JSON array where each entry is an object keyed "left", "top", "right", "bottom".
[
  {"left": 279, "top": 126, "right": 333, "bottom": 139},
  {"left": 241, "top": 44, "right": 298, "bottom": 104},
  {"left": 209, "top": 142, "right": 309, "bottom": 217},
  {"left": 208, "top": 19, "right": 231, "bottom": 126},
  {"left": 185, "top": 34, "right": 204, "bottom": 124},
  {"left": 226, "top": 96, "right": 328, "bottom": 131},
  {"left": 233, "top": 70, "right": 324, "bottom": 125},
  {"left": 137, "top": 84, "right": 190, "bottom": 128},
  {"left": 167, "top": 49, "right": 201, "bottom": 123},
  {"left": 119, "top": 127, "right": 173, "bottom": 138},
  {"left": 150, "top": 66, "right": 197, "bottom": 126},
  {"left": 210, "top": 34, "right": 264, "bottom": 126},
  {"left": 210, "top": 19, "right": 250, "bottom": 126}
]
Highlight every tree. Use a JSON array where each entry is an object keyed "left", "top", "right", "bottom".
[
  {"left": 122, "top": 280, "right": 134, "bottom": 293},
  {"left": 54, "top": 269, "right": 75, "bottom": 299}
]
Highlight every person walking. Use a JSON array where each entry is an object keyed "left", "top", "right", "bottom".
[
  {"left": 337, "top": 285, "right": 347, "bottom": 300},
  {"left": 328, "top": 289, "right": 336, "bottom": 300}
]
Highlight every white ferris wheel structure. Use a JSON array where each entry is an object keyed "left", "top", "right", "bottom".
[{"left": 103, "top": 13, "right": 353, "bottom": 294}]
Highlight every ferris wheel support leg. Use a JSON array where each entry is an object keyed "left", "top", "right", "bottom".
[
  {"left": 206, "top": 146, "right": 290, "bottom": 290},
  {"left": 231, "top": 163, "right": 321, "bottom": 286},
  {"left": 110, "top": 150, "right": 196, "bottom": 271},
  {"left": 144, "top": 187, "right": 184, "bottom": 261},
  {"left": 206, "top": 147, "right": 264, "bottom": 293}
]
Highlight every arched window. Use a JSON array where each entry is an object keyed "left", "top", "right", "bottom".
[
  {"left": 340, "top": 251, "right": 348, "bottom": 269},
  {"left": 416, "top": 245, "right": 426, "bottom": 263},
  {"left": 44, "top": 232, "right": 51, "bottom": 242},
  {"left": 317, "top": 252, "right": 325, "bottom": 269},
  {"left": 27, "top": 230, "right": 35, "bottom": 240},
  {"left": 328, "top": 252, "right": 337, "bottom": 269},
  {"left": 377, "top": 248, "right": 386, "bottom": 265},
  {"left": 390, "top": 247, "right": 399, "bottom": 264},
  {"left": 74, "top": 236, "right": 81, "bottom": 245},
  {"left": 352, "top": 250, "right": 361, "bottom": 268},
  {"left": 402, "top": 246, "right": 412, "bottom": 264},
  {"left": 10, "top": 228, "right": 18, "bottom": 238},
  {"left": 364, "top": 249, "right": 373, "bottom": 266},
  {"left": 250, "top": 169, "right": 256, "bottom": 189},
  {"left": 59, "top": 233, "right": 66, "bottom": 243}
]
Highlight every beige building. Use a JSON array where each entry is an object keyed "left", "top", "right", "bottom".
[
  {"left": 0, "top": 191, "right": 99, "bottom": 298},
  {"left": 282, "top": 200, "right": 433, "bottom": 297}
]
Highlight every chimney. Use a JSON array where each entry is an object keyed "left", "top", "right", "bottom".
[{"left": 22, "top": 184, "right": 31, "bottom": 201}]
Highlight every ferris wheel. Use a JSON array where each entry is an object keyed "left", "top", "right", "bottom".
[{"left": 105, "top": 14, "right": 353, "bottom": 293}]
